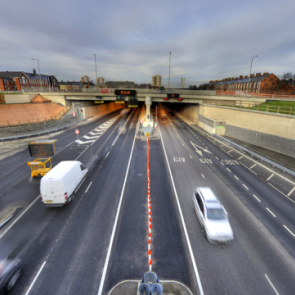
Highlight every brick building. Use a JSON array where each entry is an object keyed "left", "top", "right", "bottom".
[
  {"left": 207, "top": 72, "right": 280, "bottom": 93},
  {"left": 0, "top": 70, "right": 59, "bottom": 92},
  {"left": 59, "top": 81, "right": 81, "bottom": 91}
]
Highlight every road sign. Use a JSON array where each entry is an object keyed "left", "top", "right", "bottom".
[
  {"left": 75, "top": 129, "right": 80, "bottom": 135},
  {"left": 167, "top": 93, "right": 179, "bottom": 99},
  {"left": 100, "top": 89, "right": 109, "bottom": 93},
  {"left": 73, "top": 111, "right": 76, "bottom": 117},
  {"left": 115, "top": 89, "right": 137, "bottom": 96},
  {"left": 140, "top": 119, "right": 144, "bottom": 124}
]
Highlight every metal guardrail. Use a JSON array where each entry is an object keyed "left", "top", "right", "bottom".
[{"left": 214, "top": 134, "right": 295, "bottom": 177}]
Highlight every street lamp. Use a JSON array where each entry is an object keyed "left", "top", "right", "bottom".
[
  {"left": 247, "top": 55, "right": 257, "bottom": 93},
  {"left": 94, "top": 54, "right": 97, "bottom": 88},
  {"left": 168, "top": 52, "right": 171, "bottom": 89},
  {"left": 32, "top": 58, "right": 43, "bottom": 92}
]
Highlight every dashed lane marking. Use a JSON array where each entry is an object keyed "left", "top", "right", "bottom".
[
  {"left": 266, "top": 207, "right": 276, "bottom": 217},
  {"left": 221, "top": 162, "right": 224, "bottom": 166},
  {"left": 234, "top": 175, "right": 239, "bottom": 180},
  {"left": 242, "top": 184, "right": 249, "bottom": 190},
  {"left": 283, "top": 225, "right": 295, "bottom": 237},
  {"left": 253, "top": 195, "right": 261, "bottom": 202},
  {"left": 250, "top": 164, "right": 257, "bottom": 169},
  {"left": 201, "top": 174, "right": 205, "bottom": 179},
  {"left": 190, "top": 155, "right": 192, "bottom": 158},
  {"left": 85, "top": 182, "right": 93, "bottom": 193},
  {"left": 265, "top": 274, "right": 280, "bottom": 295},
  {"left": 267, "top": 174, "right": 274, "bottom": 181},
  {"left": 215, "top": 157, "right": 219, "bottom": 160},
  {"left": 226, "top": 168, "right": 231, "bottom": 172},
  {"left": 238, "top": 155, "right": 244, "bottom": 160}
]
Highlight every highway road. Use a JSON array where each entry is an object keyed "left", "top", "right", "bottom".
[{"left": 1, "top": 103, "right": 295, "bottom": 294}]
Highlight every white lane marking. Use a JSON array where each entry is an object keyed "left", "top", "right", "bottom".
[
  {"left": 234, "top": 175, "right": 239, "bottom": 180},
  {"left": 0, "top": 195, "right": 40, "bottom": 240},
  {"left": 250, "top": 164, "right": 257, "bottom": 169},
  {"left": 215, "top": 156, "right": 219, "bottom": 160},
  {"left": 25, "top": 261, "right": 46, "bottom": 295},
  {"left": 267, "top": 174, "right": 274, "bottom": 181},
  {"left": 223, "top": 206, "right": 228, "bottom": 215},
  {"left": 220, "top": 144, "right": 224, "bottom": 147},
  {"left": 83, "top": 135, "right": 100, "bottom": 140},
  {"left": 221, "top": 162, "right": 224, "bottom": 166},
  {"left": 182, "top": 143, "right": 184, "bottom": 146},
  {"left": 268, "top": 183, "right": 286, "bottom": 197},
  {"left": 111, "top": 133, "right": 120, "bottom": 146},
  {"left": 268, "top": 183, "right": 295, "bottom": 204},
  {"left": 190, "top": 155, "right": 192, "bottom": 158},
  {"left": 287, "top": 186, "right": 295, "bottom": 197},
  {"left": 201, "top": 174, "right": 205, "bottom": 179},
  {"left": 266, "top": 207, "right": 276, "bottom": 217},
  {"left": 253, "top": 195, "right": 261, "bottom": 202},
  {"left": 226, "top": 168, "right": 231, "bottom": 172},
  {"left": 265, "top": 274, "right": 280, "bottom": 295},
  {"left": 228, "top": 149, "right": 233, "bottom": 153},
  {"left": 85, "top": 182, "right": 93, "bottom": 193},
  {"left": 159, "top": 125, "right": 204, "bottom": 295},
  {"left": 106, "top": 152, "right": 110, "bottom": 158},
  {"left": 283, "top": 225, "right": 295, "bottom": 237},
  {"left": 238, "top": 155, "right": 244, "bottom": 160},
  {"left": 242, "top": 184, "right": 249, "bottom": 190},
  {"left": 239, "top": 161, "right": 258, "bottom": 175},
  {"left": 97, "top": 115, "right": 139, "bottom": 295}
]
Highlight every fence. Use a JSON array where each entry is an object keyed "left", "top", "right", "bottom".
[
  {"left": 203, "top": 100, "right": 295, "bottom": 116},
  {"left": 215, "top": 91, "right": 295, "bottom": 99},
  {"left": 0, "top": 104, "right": 72, "bottom": 127}
]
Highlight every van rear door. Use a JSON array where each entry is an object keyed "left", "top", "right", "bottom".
[{"left": 42, "top": 180, "right": 65, "bottom": 205}]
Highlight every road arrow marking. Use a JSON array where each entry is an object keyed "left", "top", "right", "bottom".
[{"left": 190, "top": 141, "right": 212, "bottom": 156}]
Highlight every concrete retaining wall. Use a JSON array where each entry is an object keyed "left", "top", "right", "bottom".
[
  {"left": 4, "top": 94, "right": 36, "bottom": 104},
  {"left": 80, "top": 102, "right": 125, "bottom": 119},
  {"left": 173, "top": 103, "right": 295, "bottom": 158},
  {"left": 41, "top": 95, "right": 67, "bottom": 106}
]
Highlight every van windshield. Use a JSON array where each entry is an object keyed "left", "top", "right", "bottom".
[{"left": 206, "top": 208, "right": 226, "bottom": 220}]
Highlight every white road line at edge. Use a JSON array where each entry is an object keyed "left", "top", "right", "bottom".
[
  {"left": 242, "top": 184, "right": 249, "bottom": 190},
  {"left": 0, "top": 195, "right": 40, "bottom": 240},
  {"left": 85, "top": 182, "right": 93, "bottom": 193},
  {"left": 234, "top": 175, "right": 239, "bottom": 180},
  {"left": 97, "top": 117, "right": 139, "bottom": 295},
  {"left": 265, "top": 274, "right": 280, "bottom": 295},
  {"left": 201, "top": 174, "right": 205, "bottom": 179},
  {"left": 159, "top": 125, "right": 204, "bottom": 295},
  {"left": 106, "top": 152, "right": 110, "bottom": 158},
  {"left": 25, "top": 261, "right": 46, "bottom": 295}
]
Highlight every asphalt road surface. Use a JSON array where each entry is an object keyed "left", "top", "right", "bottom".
[{"left": 1, "top": 104, "right": 295, "bottom": 295}]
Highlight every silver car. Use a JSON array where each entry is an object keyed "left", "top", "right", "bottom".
[{"left": 192, "top": 187, "right": 234, "bottom": 244}]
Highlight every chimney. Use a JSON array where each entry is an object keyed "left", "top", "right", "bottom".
[
  {"left": 263, "top": 72, "right": 269, "bottom": 76},
  {"left": 33, "top": 69, "right": 36, "bottom": 75},
  {"left": 244, "top": 75, "right": 249, "bottom": 78},
  {"left": 250, "top": 74, "right": 254, "bottom": 78},
  {"left": 239, "top": 75, "right": 243, "bottom": 79},
  {"left": 256, "top": 73, "right": 261, "bottom": 77}
]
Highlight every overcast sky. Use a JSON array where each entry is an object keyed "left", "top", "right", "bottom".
[{"left": 1, "top": 0, "right": 294, "bottom": 86}]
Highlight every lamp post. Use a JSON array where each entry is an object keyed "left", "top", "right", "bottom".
[
  {"left": 168, "top": 52, "right": 171, "bottom": 89},
  {"left": 247, "top": 55, "right": 257, "bottom": 93},
  {"left": 94, "top": 54, "right": 97, "bottom": 88},
  {"left": 32, "top": 58, "right": 43, "bottom": 92}
]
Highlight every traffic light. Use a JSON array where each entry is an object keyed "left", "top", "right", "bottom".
[{"left": 177, "top": 98, "right": 183, "bottom": 101}]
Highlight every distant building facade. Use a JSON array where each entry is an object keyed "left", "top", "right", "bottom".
[
  {"left": 59, "top": 81, "right": 81, "bottom": 91},
  {"left": 181, "top": 78, "right": 185, "bottom": 88},
  {"left": 0, "top": 70, "right": 59, "bottom": 91},
  {"left": 152, "top": 75, "right": 162, "bottom": 88},
  {"left": 97, "top": 77, "right": 105, "bottom": 84},
  {"left": 81, "top": 75, "right": 91, "bottom": 83},
  {"left": 206, "top": 73, "right": 281, "bottom": 93}
]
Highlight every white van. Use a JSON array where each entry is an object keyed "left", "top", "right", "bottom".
[{"left": 40, "top": 161, "right": 88, "bottom": 207}]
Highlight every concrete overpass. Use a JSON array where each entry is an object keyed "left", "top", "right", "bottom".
[{"left": 22, "top": 89, "right": 267, "bottom": 106}]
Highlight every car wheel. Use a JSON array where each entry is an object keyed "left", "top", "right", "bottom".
[{"left": 7, "top": 269, "right": 21, "bottom": 290}]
